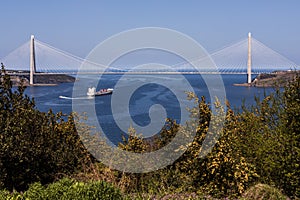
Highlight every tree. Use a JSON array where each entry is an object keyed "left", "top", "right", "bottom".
[{"left": 0, "top": 63, "right": 91, "bottom": 191}]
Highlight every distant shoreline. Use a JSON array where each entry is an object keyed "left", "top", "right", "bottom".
[
  {"left": 8, "top": 73, "right": 75, "bottom": 86},
  {"left": 7, "top": 70, "right": 299, "bottom": 87}
]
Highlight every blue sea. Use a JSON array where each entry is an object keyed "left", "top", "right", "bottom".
[{"left": 24, "top": 74, "right": 275, "bottom": 144}]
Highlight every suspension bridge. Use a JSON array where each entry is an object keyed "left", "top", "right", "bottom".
[{"left": 1, "top": 33, "right": 298, "bottom": 85}]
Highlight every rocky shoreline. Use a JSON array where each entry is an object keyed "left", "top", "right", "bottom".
[{"left": 234, "top": 70, "right": 299, "bottom": 87}]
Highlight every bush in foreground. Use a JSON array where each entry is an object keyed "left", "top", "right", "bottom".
[
  {"left": 0, "top": 64, "right": 92, "bottom": 191},
  {"left": 241, "top": 183, "right": 288, "bottom": 200},
  {"left": 0, "top": 178, "right": 122, "bottom": 200}
]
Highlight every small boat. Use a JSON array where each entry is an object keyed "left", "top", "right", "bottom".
[{"left": 87, "top": 87, "right": 113, "bottom": 97}]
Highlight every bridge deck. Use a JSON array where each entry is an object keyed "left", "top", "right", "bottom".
[{"left": 7, "top": 71, "right": 260, "bottom": 75}]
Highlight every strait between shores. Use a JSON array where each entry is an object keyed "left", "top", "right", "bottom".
[{"left": 6, "top": 70, "right": 299, "bottom": 87}]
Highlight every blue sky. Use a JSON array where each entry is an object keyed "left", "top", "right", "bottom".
[{"left": 1, "top": 0, "right": 300, "bottom": 64}]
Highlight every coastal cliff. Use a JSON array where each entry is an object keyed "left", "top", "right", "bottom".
[{"left": 234, "top": 70, "right": 299, "bottom": 87}]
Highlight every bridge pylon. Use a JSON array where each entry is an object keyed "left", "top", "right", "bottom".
[
  {"left": 30, "top": 35, "right": 36, "bottom": 85},
  {"left": 247, "top": 32, "right": 252, "bottom": 83}
]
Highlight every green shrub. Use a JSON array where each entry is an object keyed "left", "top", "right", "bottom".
[
  {"left": 22, "top": 182, "right": 45, "bottom": 200},
  {"left": 0, "top": 178, "right": 123, "bottom": 200},
  {"left": 0, "top": 189, "right": 11, "bottom": 200},
  {"left": 0, "top": 64, "right": 92, "bottom": 191},
  {"left": 236, "top": 75, "right": 300, "bottom": 198},
  {"left": 242, "top": 184, "right": 288, "bottom": 200},
  {"left": 24, "top": 178, "right": 123, "bottom": 200}
]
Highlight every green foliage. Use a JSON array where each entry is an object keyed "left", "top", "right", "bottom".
[
  {"left": 1, "top": 61, "right": 299, "bottom": 199},
  {"left": 0, "top": 64, "right": 92, "bottom": 191},
  {"left": 119, "top": 126, "right": 149, "bottom": 153},
  {"left": 277, "top": 74, "right": 300, "bottom": 198},
  {"left": 116, "top": 76, "right": 300, "bottom": 198},
  {"left": 174, "top": 95, "right": 258, "bottom": 197},
  {"left": 0, "top": 189, "right": 11, "bottom": 200},
  {"left": 115, "top": 120, "right": 181, "bottom": 194},
  {"left": 235, "top": 75, "right": 300, "bottom": 198},
  {"left": 198, "top": 108, "right": 258, "bottom": 197},
  {"left": 0, "top": 178, "right": 122, "bottom": 200}
]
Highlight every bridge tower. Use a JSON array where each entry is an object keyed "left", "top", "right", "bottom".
[
  {"left": 30, "top": 35, "right": 36, "bottom": 85},
  {"left": 247, "top": 32, "right": 252, "bottom": 84}
]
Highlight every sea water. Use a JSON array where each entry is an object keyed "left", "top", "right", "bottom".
[{"left": 24, "top": 74, "right": 275, "bottom": 144}]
